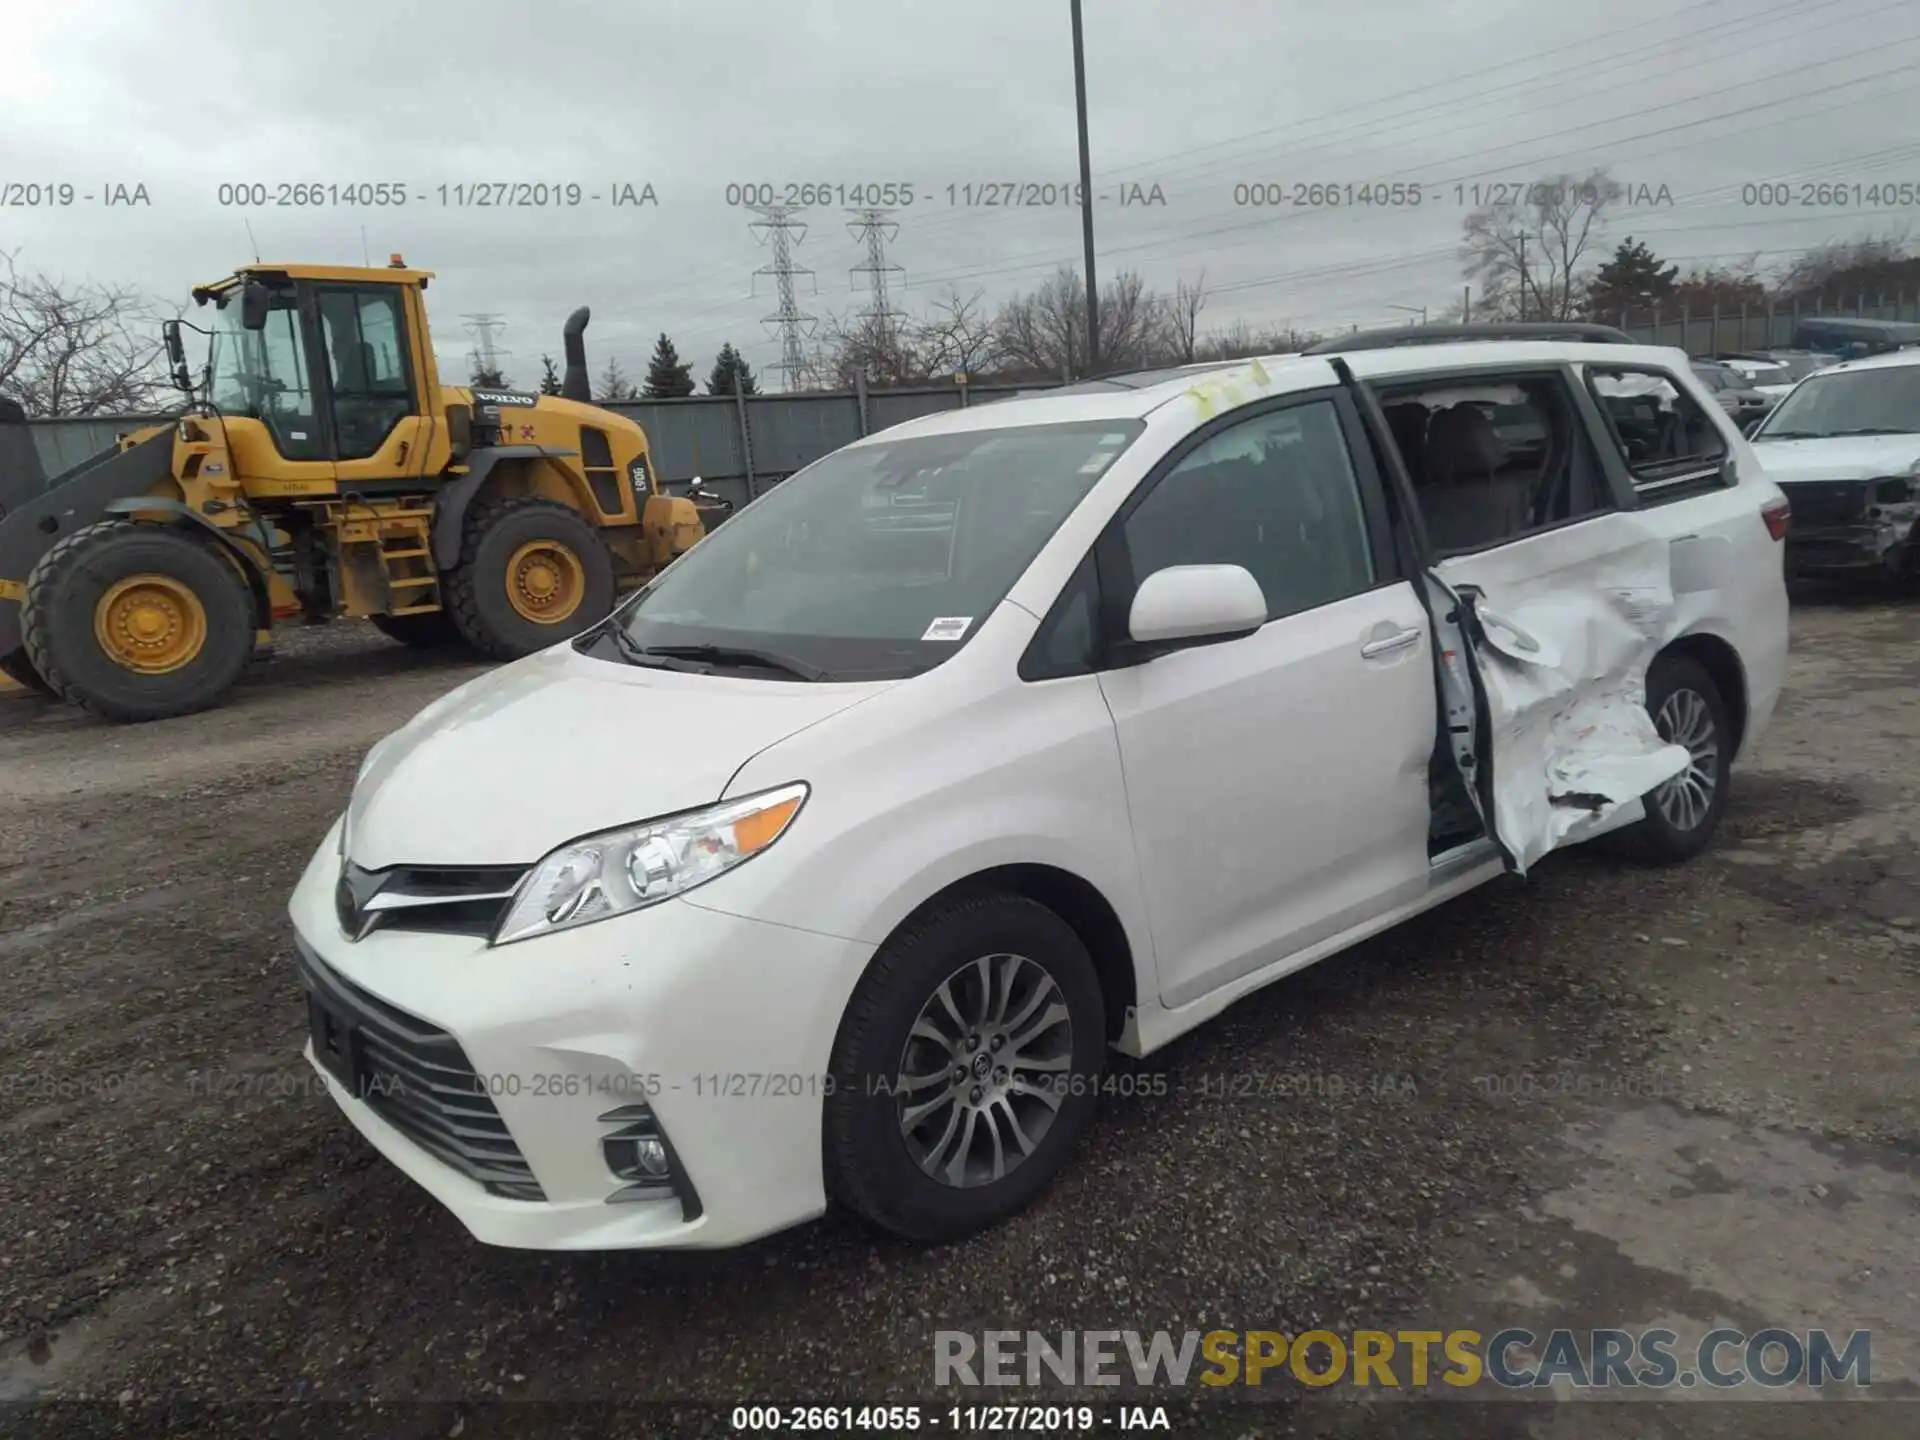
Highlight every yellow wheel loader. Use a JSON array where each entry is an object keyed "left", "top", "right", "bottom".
[{"left": 0, "top": 258, "right": 704, "bottom": 722}]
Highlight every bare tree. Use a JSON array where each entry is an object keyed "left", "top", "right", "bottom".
[
  {"left": 0, "top": 251, "right": 170, "bottom": 417},
  {"left": 1459, "top": 170, "right": 1622, "bottom": 322},
  {"left": 913, "top": 288, "right": 999, "bottom": 377},
  {"left": 1190, "top": 317, "right": 1322, "bottom": 362},
  {"left": 1166, "top": 272, "right": 1208, "bottom": 363},
  {"left": 1773, "top": 231, "right": 1919, "bottom": 302},
  {"left": 817, "top": 306, "right": 922, "bottom": 389},
  {"left": 992, "top": 266, "right": 1175, "bottom": 380}
]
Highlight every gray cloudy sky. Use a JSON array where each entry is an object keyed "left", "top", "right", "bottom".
[{"left": 5, "top": 0, "right": 1918, "bottom": 389}]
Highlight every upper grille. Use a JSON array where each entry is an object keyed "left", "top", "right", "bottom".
[
  {"left": 1783, "top": 480, "right": 1866, "bottom": 528},
  {"left": 335, "top": 860, "right": 527, "bottom": 941},
  {"left": 297, "top": 941, "right": 544, "bottom": 1201}
]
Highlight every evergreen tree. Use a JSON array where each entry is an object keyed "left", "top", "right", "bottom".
[
  {"left": 469, "top": 361, "right": 508, "bottom": 388},
  {"left": 707, "top": 342, "right": 760, "bottom": 397},
  {"left": 1583, "top": 236, "right": 1679, "bottom": 319},
  {"left": 538, "top": 354, "right": 562, "bottom": 395},
  {"left": 642, "top": 332, "right": 696, "bottom": 398},
  {"left": 597, "top": 356, "right": 637, "bottom": 402}
]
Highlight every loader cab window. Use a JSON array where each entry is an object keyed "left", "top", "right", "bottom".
[
  {"left": 208, "top": 293, "right": 325, "bottom": 461},
  {"left": 318, "top": 287, "right": 414, "bottom": 461}
]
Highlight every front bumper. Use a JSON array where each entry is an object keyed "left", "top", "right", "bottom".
[
  {"left": 289, "top": 839, "right": 876, "bottom": 1250},
  {"left": 1784, "top": 521, "right": 1916, "bottom": 579}
]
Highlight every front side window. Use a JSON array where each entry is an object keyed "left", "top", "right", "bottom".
[
  {"left": 605, "top": 419, "right": 1144, "bottom": 680},
  {"left": 1119, "top": 399, "right": 1375, "bottom": 621},
  {"left": 207, "top": 294, "right": 323, "bottom": 460},
  {"left": 1755, "top": 365, "right": 1920, "bottom": 440},
  {"left": 319, "top": 288, "right": 414, "bottom": 460}
]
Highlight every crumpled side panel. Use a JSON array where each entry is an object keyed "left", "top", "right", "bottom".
[{"left": 1436, "top": 540, "right": 1691, "bottom": 875}]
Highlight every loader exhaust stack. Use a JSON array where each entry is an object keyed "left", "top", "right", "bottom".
[{"left": 561, "top": 307, "right": 593, "bottom": 403}]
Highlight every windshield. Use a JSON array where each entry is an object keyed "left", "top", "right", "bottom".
[
  {"left": 1755, "top": 366, "right": 1920, "bottom": 439},
  {"left": 206, "top": 290, "right": 325, "bottom": 460},
  {"left": 600, "top": 419, "right": 1144, "bottom": 681}
]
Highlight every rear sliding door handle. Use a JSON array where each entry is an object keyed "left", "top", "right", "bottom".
[{"left": 1360, "top": 627, "right": 1422, "bottom": 659}]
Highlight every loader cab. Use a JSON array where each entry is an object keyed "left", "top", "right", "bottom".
[{"left": 196, "top": 262, "right": 444, "bottom": 488}]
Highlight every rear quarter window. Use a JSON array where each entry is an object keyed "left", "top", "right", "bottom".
[{"left": 1583, "top": 366, "right": 1730, "bottom": 504}]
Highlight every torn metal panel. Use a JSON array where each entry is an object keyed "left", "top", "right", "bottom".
[{"left": 1433, "top": 533, "right": 1691, "bottom": 876}]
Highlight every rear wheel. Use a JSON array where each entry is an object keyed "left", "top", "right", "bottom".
[
  {"left": 369, "top": 611, "right": 464, "bottom": 649},
  {"left": 21, "top": 520, "right": 255, "bottom": 722},
  {"left": 1617, "top": 653, "right": 1731, "bottom": 863},
  {"left": 444, "top": 497, "right": 616, "bottom": 660},
  {"left": 823, "top": 890, "right": 1108, "bottom": 1243},
  {"left": 0, "top": 647, "right": 52, "bottom": 694}
]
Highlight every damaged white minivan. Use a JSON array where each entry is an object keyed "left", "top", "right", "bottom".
[{"left": 290, "top": 324, "right": 1790, "bottom": 1251}]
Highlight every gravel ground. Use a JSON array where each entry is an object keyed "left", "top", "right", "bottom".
[{"left": 0, "top": 606, "right": 1915, "bottom": 1439}]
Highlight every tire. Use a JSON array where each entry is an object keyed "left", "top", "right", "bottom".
[
  {"left": 444, "top": 497, "right": 616, "bottom": 660},
  {"left": 369, "top": 611, "right": 464, "bottom": 649},
  {"left": 0, "top": 647, "right": 53, "bottom": 694},
  {"left": 1616, "top": 653, "right": 1731, "bottom": 864},
  {"left": 823, "top": 889, "right": 1108, "bottom": 1243},
  {"left": 21, "top": 520, "right": 255, "bottom": 723}
]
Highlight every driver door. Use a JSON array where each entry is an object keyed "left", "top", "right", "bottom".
[{"left": 314, "top": 284, "right": 431, "bottom": 484}]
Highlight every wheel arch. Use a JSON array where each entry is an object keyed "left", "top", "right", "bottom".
[
  {"left": 1659, "top": 629, "right": 1749, "bottom": 759},
  {"left": 99, "top": 498, "right": 272, "bottom": 630},
  {"left": 875, "top": 864, "right": 1141, "bottom": 1047},
  {"left": 428, "top": 445, "right": 585, "bottom": 570}
]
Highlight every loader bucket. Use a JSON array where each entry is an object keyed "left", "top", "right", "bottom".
[
  {"left": 0, "top": 429, "right": 176, "bottom": 658},
  {"left": 0, "top": 398, "right": 47, "bottom": 518}
]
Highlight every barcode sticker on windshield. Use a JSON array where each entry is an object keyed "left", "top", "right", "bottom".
[{"left": 921, "top": 616, "right": 972, "bottom": 642}]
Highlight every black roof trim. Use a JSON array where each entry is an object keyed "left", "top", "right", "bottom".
[{"left": 1302, "top": 322, "right": 1637, "bottom": 355}]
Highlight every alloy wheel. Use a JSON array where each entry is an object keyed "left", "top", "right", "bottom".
[
  {"left": 1653, "top": 686, "right": 1719, "bottom": 832},
  {"left": 894, "top": 953, "right": 1075, "bottom": 1188}
]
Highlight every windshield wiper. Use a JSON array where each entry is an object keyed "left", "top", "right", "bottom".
[
  {"left": 1830, "top": 427, "right": 1917, "bottom": 436},
  {"left": 1754, "top": 430, "right": 1821, "bottom": 439},
  {"left": 636, "top": 643, "right": 828, "bottom": 681}
]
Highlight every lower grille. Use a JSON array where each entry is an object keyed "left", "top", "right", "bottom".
[
  {"left": 297, "top": 941, "right": 545, "bottom": 1201},
  {"left": 1782, "top": 480, "right": 1866, "bottom": 528}
]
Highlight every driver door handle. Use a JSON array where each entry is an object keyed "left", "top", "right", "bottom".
[{"left": 1360, "top": 627, "right": 1422, "bottom": 659}]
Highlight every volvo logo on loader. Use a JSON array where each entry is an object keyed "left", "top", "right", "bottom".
[{"left": 0, "top": 262, "right": 708, "bottom": 722}]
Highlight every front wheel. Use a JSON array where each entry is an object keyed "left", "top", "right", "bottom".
[
  {"left": 824, "top": 890, "right": 1108, "bottom": 1243},
  {"left": 1618, "top": 653, "right": 1731, "bottom": 863},
  {"left": 21, "top": 521, "right": 256, "bottom": 722}
]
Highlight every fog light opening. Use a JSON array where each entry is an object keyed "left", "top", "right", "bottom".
[{"left": 596, "top": 1101, "right": 704, "bottom": 1219}]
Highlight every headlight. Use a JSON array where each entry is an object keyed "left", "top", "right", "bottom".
[{"left": 491, "top": 782, "right": 808, "bottom": 946}]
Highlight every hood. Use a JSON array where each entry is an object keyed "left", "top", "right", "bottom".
[
  {"left": 1751, "top": 434, "right": 1920, "bottom": 485},
  {"left": 344, "top": 643, "right": 890, "bottom": 868}
]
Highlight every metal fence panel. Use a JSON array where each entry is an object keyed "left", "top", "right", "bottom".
[{"left": 605, "top": 398, "right": 744, "bottom": 484}]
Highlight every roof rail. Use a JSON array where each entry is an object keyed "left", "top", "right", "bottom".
[{"left": 1302, "top": 321, "right": 1637, "bottom": 355}]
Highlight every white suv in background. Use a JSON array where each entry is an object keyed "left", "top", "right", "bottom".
[
  {"left": 290, "top": 323, "right": 1790, "bottom": 1251},
  {"left": 1746, "top": 347, "right": 1920, "bottom": 581}
]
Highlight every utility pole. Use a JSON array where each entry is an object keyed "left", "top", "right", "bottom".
[
  {"left": 1516, "top": 233, "right": 1530, "bottom": 322},
  {"left": 847, "top": 208, "right": 907, "bottom": 380},
  {"left": 461, "top": 314, "right": 511, "bottom": 382},
  {"left": 1070, "top": 0, "right": 1098, "bottom": 378},
  {"left": 749, "top": 205, "right": 818, "bottom": 392}
]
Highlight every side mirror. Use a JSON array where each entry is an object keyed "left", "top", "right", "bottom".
[
  {"left": 240, "top": 280, "right": 272, "bottom": 331},
  {"left": 1127, "top": 564, "right": 1267, "bottom": 648},
  {"left": 162, "top": 320, "right": 193, "bottom": 393},
  {"left": 1741, "top": 418, "right": 1761, "bottom": 437}
]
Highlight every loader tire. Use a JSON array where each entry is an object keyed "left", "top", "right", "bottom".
[
  {"left": 0, "top": 648, "right": 53, "bottom": 694},
  {"left": 445, "top": 497, "right": 616, "bottom": 660},
  {"left": 370, "top": 611, "right": 464, "bottom": 649},
  {"left": 22, "top": 520, "right": 255, "bottom": 723}
]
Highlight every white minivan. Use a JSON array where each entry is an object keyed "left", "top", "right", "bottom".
[{"left": 291, "top": 327, "right": 1790, "bottom": 1251}]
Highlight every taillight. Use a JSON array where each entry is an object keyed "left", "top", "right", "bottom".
[{"left": 1762, "top": 498, "right": 1790, "bottom": 541}]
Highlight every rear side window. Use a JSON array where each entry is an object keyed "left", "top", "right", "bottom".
[
  {"left": 1374, "top": 370, "right": 1613, "bottom": 556},
  {"left": 1585, "top": 366, "right": 1728, "bottom": 502}
]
